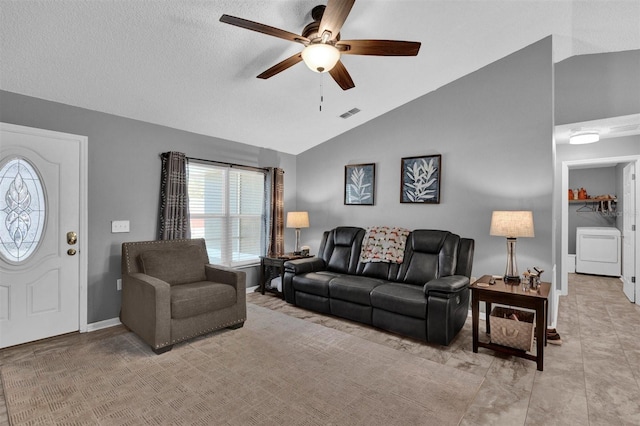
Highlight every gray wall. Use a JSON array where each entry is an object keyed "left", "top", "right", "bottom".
[
  {"left": 554, "top": 48, "right": 640, "bottom": 288},
  {"left": 295, "top": 37, "right": 554, "bottom": 280},
  {"left": 3, "top": 44, "right": 636, "bottom": 324},
  {"left": 567, "top": 167, "right": 618, "bottom": 253},
  {"left": 555, "top": 50, "right": 640, "bottom": 125},
  {"left": 0, "top": 91, "right": 298, "bottom": 323}
]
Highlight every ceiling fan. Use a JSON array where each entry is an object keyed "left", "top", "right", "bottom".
[{"left": 220, "top": 0, "right": 421, "bottom": 90}]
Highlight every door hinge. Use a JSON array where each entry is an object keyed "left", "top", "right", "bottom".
[
  {"left": 633, "top": 225, "right": 636, "bottom": 231},
  {"left": 632, "top": 277, "right": 636, "bottom": 283},
  {"left": 632, "top": 173, "right": 636, "bottom": 180}
]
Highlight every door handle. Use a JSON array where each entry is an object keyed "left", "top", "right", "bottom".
[
  {"left": 67, "top": 231, "right": 77, "bottom": 245},
  {"left": 67, "top": 249, "right": 76, "bottom": 256}
]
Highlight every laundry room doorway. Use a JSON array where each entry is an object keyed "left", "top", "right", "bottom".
[{"left": 561, "top": 155, "right": 639, "bottom": 305}]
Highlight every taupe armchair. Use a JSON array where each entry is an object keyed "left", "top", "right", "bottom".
[{"left": 121, "top": 238, "right": 246, "bottom": 353}]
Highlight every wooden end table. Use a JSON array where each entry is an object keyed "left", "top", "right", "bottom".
[
  {"left": 471, "top": 275, "right": 550, "bottom": 371},
  {"left": 259, "top": 254, "right": 312, "bottom": 298}
]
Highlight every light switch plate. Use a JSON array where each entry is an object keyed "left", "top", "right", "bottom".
[{"left": 111, "top": 220, "right": 130, "bottom": 233}]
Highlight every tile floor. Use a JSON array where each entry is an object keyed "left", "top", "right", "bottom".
[
  {"left": 250, "top": 274, "right": 640, "bottom": 425},
  {"left": 1, "top": 273, "right": 639, "bottom": 425},
  {"left": 462, "top": 273, "right": 640, "bottom": 425}
]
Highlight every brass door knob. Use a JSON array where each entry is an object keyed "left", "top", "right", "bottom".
[
  {"left": 67, "top": 231, "right": 77, "bottom": 245},
  {"left": 67, "top": 248, "right": 76, "bottom": 256}
]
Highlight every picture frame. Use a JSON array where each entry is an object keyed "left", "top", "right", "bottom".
[
  {"left": 400, "top": 154, "right": 441, "bottom": 204},
  {"left": 344, "top": 163, "right": 375, "bottom": 205}
]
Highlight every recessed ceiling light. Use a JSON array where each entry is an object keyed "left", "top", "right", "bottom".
[{"left": 569, "top": 130, "right": 600, "bottom": 145}]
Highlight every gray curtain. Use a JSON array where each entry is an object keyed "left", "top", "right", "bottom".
[
  {"left": 158, "top": 152, "right": 191, "bottom": 240},
  {"left": 264, "top": 167, "right": 285, "bottom": 256}
]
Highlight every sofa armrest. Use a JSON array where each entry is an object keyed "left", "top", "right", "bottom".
[
  {"left": 282, "top": 257, "right": 326, "bottom": 304},
  {"left": 205, "top": 264, "right": 246, "bottom": 292},
  {"left": 121, "top": 273, "right": 172, "bottom": 350},
  {"left": 423, "top": 275, "right": 469, "bottom": 295},
  {"left": 284, "top": 257, "right": 327, "bottom": 275},
  {"left": 424, "top": 275, "right": 470, "bottom": 345}
]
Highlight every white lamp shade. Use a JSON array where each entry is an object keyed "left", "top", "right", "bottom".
[
  {"left": 286, "top": 211, "right": 309, "bottom": 228},
  {"left": 301, "top": 43, "right": 340, "bottom": 73},
  {"left": 569, "top": 131, "right": 600, "bottom": 145},
  {"left": 490, "top": 211, "right": 534, "bottom": 238}
]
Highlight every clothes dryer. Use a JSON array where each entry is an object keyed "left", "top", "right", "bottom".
[{"left": 576, "top": 227, "right": 621, "bottom": 277}]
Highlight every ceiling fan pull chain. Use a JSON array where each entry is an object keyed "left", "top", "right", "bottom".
[{"left": 319, "top": 73, "right": 324, "bottom": 112}]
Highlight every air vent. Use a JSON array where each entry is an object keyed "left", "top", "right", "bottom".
[
  {"left": 610, "top": 124, "right": 640, "bottom": 133},
  {"left": 340, "top": 108, "right": 361, "bottom": 119}
]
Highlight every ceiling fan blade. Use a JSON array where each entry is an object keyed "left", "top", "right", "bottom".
[
  {"left": 329, "top": 60, "right": 355, "bottom": 90},
  {"left": 257, "top": 53, "right": 303, "bottom": 79},
  {"left": 337, "top": 40, "right": 421, "bottom": 56},
  {"left": 319, "top": 0, "right": 355, "bottom": 40},
  {"left": 220, "top": 15, "right": 309, "bottom": 45}
]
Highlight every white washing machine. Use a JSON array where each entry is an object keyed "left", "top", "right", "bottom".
[{"left": 576, "top": 227, "right": 621, "bottom": 277}]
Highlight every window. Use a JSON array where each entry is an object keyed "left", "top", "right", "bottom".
[
  {"left": 0, "top": 157, "right": 46, "bottom": 263},
  {"left": 187, "top": 161, "right": 265, "bottom": 267}
]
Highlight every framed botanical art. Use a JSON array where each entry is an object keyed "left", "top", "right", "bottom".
[
  {"left": 400, "top": 154, "right": 441, "bottom": 204},
  {"left": 345, "top": 163, "right": 375, "bottom": 205}
]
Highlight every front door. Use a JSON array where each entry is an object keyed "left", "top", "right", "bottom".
[
  {"left": 622, "top": 162, "right": 636, "bottom": 303},
  {"left": 0, "top": 123, "right": 86, "bottom": 348}
]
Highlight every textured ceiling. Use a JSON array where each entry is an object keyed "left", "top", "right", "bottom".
[{"left": 2, "top": 1, "right": 639, "bottom": 155}]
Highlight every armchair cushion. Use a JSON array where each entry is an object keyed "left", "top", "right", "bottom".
[
  {"left": 171, "top": 281, "right": 237, "bottom": 319},
  {"left": 140, "top": 245, "right": 207, "bottom": 285}
]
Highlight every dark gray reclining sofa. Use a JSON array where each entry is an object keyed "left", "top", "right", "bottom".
[{"left": 283, "top": 227, "right": 474, "bottom": 346}]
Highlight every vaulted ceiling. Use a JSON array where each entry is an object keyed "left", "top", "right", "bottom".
[{"left": 2, "top": 1, "right": 639, "bottom": 154}]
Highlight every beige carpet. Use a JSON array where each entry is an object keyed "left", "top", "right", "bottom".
[{"left": 1, "top": 303, "right": 483, "bottom": 425}]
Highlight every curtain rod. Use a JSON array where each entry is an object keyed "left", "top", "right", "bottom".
[
  {"left": 159, "top": 152, "right": 277, "bottom": 173},
  {"left": 187, "top": 156, "right": 268, "bottom": 172},
  {"left": 158, "top": 152, "right": 269, "bottom": 173}
]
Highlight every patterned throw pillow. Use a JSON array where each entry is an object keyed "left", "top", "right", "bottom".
[{"left": 360, "top": 226, "right": 410, "bottom": 264}]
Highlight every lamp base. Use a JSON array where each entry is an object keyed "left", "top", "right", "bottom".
[
  {"left": 504, "top": 275, "right": 521, "bottom": 284},
  {"left": 504, "top": 237, "right": 519, "bottom": 284},
  {"left": 294, "top": 228, "right": 301, "bottom": 254}
]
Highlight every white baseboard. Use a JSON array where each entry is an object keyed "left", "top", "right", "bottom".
[
  {"left": 86, "top": 317, "right": 121, "bottom": 332},
  {"left": 549, "top": 290, "right": 561, "bottom": 329}
]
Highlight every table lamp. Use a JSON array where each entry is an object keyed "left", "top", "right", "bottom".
[
  {"left": 286, "top": 211, "right": 309, "bottom": 254},
  {"left": 490, "top": 211, "right": 534, "bottom": 282}
]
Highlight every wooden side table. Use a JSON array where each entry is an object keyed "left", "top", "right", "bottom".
[
  {"left": 471, "top": 275, "right": 550, "bottom": 371},
  {"left": 259, "top": 255, "right": 312, "bottom": 298}
]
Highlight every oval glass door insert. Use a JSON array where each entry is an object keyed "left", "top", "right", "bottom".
[{"left": 0, "top": 157, "right": 47, "bottom": 263}]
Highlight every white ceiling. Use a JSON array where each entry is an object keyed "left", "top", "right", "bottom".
[{"left": 2, "top": 1, "right": 639, "bottom": 155}]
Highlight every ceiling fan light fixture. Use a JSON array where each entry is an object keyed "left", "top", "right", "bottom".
[
  {"left": 301, "top": 43, "right": 340, "bottom": 73},
  {"left": 569, "top": 130, "right": 600, "bottom": 145}
]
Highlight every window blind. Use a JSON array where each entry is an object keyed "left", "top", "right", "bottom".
[{"left": 187, "top": 161, "right": 265, "bottom": 267}]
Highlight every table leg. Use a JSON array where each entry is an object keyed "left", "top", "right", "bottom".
[
  {"left": 485, "top": 301, "right": 492, "bottom": 336},
  {"left": 260, "top": 261, "right": 266, "bottom": 295},
  {"left": 536, "top": 301, "right": 545, "bottom": 371},
  {"left": 279, "top": 269, "right": 286, "bottom": 300},
  {"left": 472, "top": 291, "right": 479, "bottom": 353}
]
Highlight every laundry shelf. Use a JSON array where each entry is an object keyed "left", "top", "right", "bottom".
[{"left": 568, "top": 198, "right": 617, "bottom": 203}]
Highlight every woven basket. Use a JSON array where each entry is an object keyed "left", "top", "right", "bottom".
[{"left": 490, "top": 307, "right": 535, "bottom": 351}]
